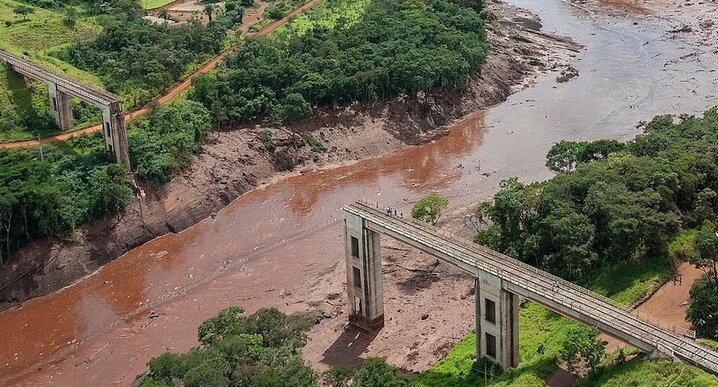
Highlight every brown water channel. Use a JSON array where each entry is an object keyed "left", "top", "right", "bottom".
[{"left": 1, "top": 0, "right": 717, "bottom": 384}]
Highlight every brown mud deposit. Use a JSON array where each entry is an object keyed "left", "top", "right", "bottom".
[
  {"left": 0, "top": 2, "right": 579, "bottom": 384},
  {"left": 0, "top": 2, "right": 577, "bottom": 310},
  {"left": 2, "top": 0, "right": 717, "bottom": 384}
]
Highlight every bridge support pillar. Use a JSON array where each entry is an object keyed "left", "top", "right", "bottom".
[
  {"left": 345, "top": 212, "right": 384, "bottom": 331},
  {"left": 48, "top": 83, "right": 73, "bottom": 130},
  {"left": 475, "top": 271, "right": 519, "bottom": 370},
  {"left": 101, "top": 101, "right": 131, "bottom": 169}
]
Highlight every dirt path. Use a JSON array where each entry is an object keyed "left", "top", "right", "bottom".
[
  {"left": 601, "top": 262, "right": 702, "bottom": 353},
  {"left": 0, "top": 0, "right": 317, "bottom": 150},
  {"left": 145, "top": 0, "right": 190, "bottom": 11}
]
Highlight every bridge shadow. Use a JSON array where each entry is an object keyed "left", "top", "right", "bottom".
[
  {"left": 319, "top": 325, "right": 378, "bottom": 367},
  {"left": 394, "top": 259, "right": 456, "bottom": 296},
  {"left": 4, "top": 64, "right": 57, "bottom": 136},
  {"left": 396, "top": 269, "right": 440, "bottom": 295}
]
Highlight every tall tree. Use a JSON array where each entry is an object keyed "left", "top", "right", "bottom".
[
  {"left": 157, "top": 8, "right": 170, "bottom": 24},
  {"left": 693, "top": 222, "right": 718, "bottom": 291},
  {"left": 204, "top": 4, "right": 215, "bottom": 22},
  {"left": 13, "top": 5, "right": 35, "bottom": 20}
]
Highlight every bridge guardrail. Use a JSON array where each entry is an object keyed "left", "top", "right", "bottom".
[{"left": 0, "top": 51, "right": 120, "bottom": 104}]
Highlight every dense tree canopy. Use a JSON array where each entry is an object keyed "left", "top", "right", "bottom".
[
  {"left": 139, "top": 307, "right": 410, "bottom": 387},
  {"left": 474, "top": 109, "right": 718, "bottom": 283},
  {"left": 0, "top": 137, "right": 132, "bottom": 263},
  {"left": 58, "top": 15, "right": 227, "bottom": 106},
  {"left": 128, "top": 100, "right": 212, "bottom": 185},
  {"left": 0, "top": 100, "right": 211, "bottom": 262},
  {"left": 189, "top": 0, "right": 489, "bottom": 126}
]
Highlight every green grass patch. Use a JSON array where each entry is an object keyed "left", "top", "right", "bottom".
[
  {"left": 587, "top": 257, "right": 671, "bottom": 306},
  {"left": 415, "top": 303, "right": 585, "bottom": 387},
  {"left": 140, "top": 0, "right": 175, "bottom": 10},
  {"left": 698, "top": 338, "right": 718, "bottom": 351},
  {"left": 580, "top": 356, "right": 718, "bottom": 386},
  {"left": 274, "top": 0, "right": 370, "bottom": 39},
  {"left": 0, "top": 0, "right": 100, "bottom": 62}
]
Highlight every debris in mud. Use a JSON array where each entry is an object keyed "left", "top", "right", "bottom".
[
  {"left": 670, "top": 25, "right": 693, "bottom": 33},
  {"left": 326, "top": 292, "right": 341, "bottom": 300},
  {"left": 556, "top": 65, "right": 580, "bottom": 83},
  {"left": 304, "top": 309, "right": 332, "bottom": 324}
]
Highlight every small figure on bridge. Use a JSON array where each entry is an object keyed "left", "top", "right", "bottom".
[{"left": 552, "top": 281, "right": 560, "bottom": 292}]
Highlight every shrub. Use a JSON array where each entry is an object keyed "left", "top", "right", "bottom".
[
  {"left": 412, "top": 194, "right": 449, "bottom": 225},
  {"left": 688, "top": 275, "right": 718, "bottom": 339},
  {"left": 259, "top": 130, "right": 275, "bottom": 152}
]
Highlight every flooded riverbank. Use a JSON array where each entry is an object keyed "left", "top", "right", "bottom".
[{"left": 1, "top": 0, "right": 717, "bottom": 384}]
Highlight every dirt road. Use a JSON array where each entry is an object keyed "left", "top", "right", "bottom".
[{"left": 0, "top": 0, "right": 318, "bottom": 150}]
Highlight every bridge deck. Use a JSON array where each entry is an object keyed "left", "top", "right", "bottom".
[
  {"left": 344, "top": 200, "right": 718, "bottom": 375},
  {"left": 0, "top": 51, "right": 119, "bottom": 106}
]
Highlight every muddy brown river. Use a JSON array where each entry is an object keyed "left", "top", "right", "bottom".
[{"left": 1, "top": 0, "right": 717, "bottom": 384}]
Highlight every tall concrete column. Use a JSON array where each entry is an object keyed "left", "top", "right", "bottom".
[
  {"left": 345, "top": 213, "right": 384, "bottom": 331},
  {"left": 475, "top": 270, "right": 519, "bottom": 370},
  {"left": 101, "top": 101, "right": 131, "bottom": 169},
  {"left": 47, "top": 83, "right": 73, "bottom": 130}
]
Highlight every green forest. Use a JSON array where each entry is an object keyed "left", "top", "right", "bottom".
[
  {"left": 188, "top": 0, "right": 489, "bottom": 126},
  {"left": 0, "top": 0, "right": 491, "bottom": 263},
  {"left": 57, "top": 17, "right": 227, "bottom": 107},
  {"left": 0, "top": 0, "right": 243, "bottom": 140}
]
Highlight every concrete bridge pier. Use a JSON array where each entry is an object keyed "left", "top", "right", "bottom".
[
  {"left": 475, "top": 271, "right": 520, "bottom": 370},
  {"left": 47, "top": 83, "right": 73, "bottom": 130},
  {"left": 101, "top": 101, "right": 131, "bottom": 169},
  {"left": 345, "top": 212, "right": 384, "bottom": 331}
]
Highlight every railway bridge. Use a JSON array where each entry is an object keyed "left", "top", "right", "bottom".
[
  {"left": 0, "top": 51, "right": 130, "bottom": 168},
  {"left": 343, "top": 200, "right": 718, "bottom": 374}
]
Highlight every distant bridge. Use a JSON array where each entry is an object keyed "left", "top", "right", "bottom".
[
  {"left": 343, "top": 200, "right": 718, "bottom": 374},
  {"left": 0, "top": 51, "right": 130, "bottom": 168}
]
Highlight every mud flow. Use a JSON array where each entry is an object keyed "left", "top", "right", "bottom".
[{"left": 1, "top": 0, "right": 716, "bottom": 384}]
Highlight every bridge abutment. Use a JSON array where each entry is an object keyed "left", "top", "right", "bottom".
[
  {"left": 475, "top": 272, "right": 519, "bottom": 370},
  {"left": 345, "top": 212, "right": 384, "bottom": 331}
]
